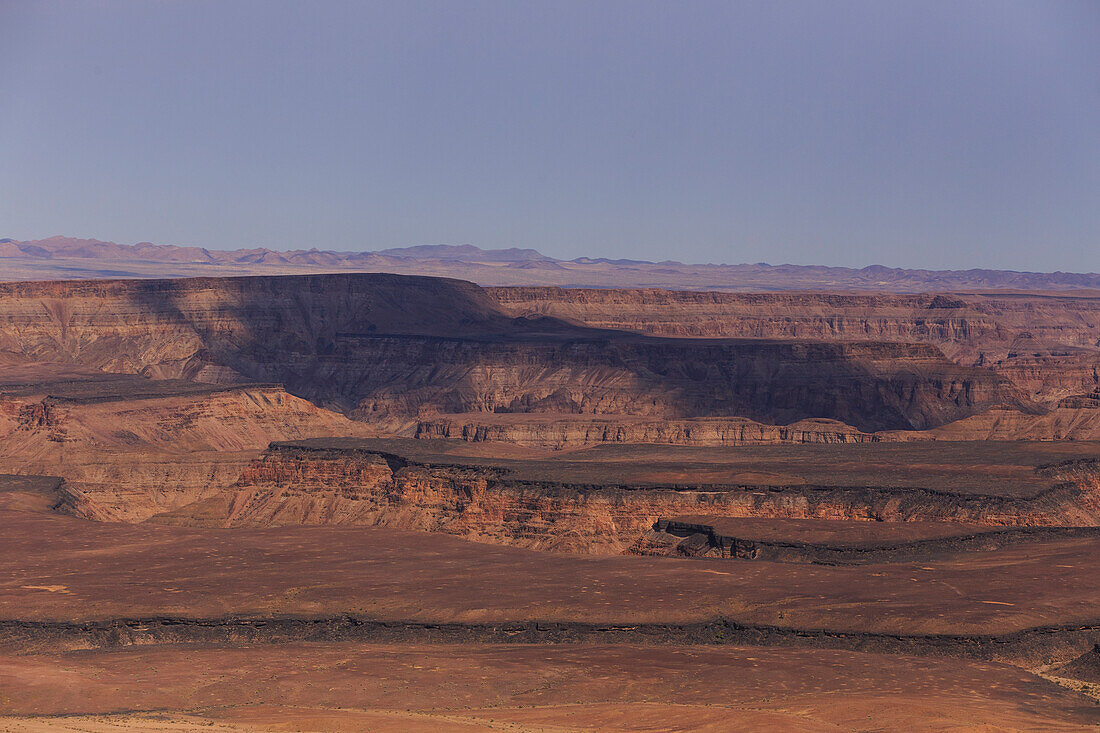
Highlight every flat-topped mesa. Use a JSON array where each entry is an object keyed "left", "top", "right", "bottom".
[
  {"left": 0, "top": 273, "right": 1035, "bottom": 432},
  {"left": 149, "top": 440, "right": 1100, "bottom": 554}
]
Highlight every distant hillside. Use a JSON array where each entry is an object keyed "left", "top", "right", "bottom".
[{"left": 1, "top": 235, "right": 1099, "bottom": 292}]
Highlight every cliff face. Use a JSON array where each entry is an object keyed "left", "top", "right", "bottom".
[
  {"left": 417, "top": 409, "right": 1100, "bottom": 448},
  {"left": 490, "top": 288, "right": 1100, "bottom": 404},
  {"left": 0, "top": 274, "right": 513, "bottom": 377},
  {"left": 0, "top": 274, "right": 1033, "bottom": 432},
  {"left": 0, "top": 378, "right": 377, "bottom": 521},
  {"left": 340, "top": 335, "right": 1030, "bottom": 432},
  {"left": 151, "top": 444, "right": 1100, "bottom": 554},
  {"left": 415, "top": 415, "right": 886, "bottom": 449}
]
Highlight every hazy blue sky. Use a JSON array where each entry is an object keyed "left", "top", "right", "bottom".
[{"left": 1, "top": 1, "right": 1097, "bottom": 270}]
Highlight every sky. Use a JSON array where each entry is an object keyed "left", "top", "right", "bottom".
[{"left": 1, "top": 1, "right": 1098, "bottom": 271}]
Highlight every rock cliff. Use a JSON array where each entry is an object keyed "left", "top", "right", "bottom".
[
  {"left": 415, "top": 415, "right": 885, "bottom": 448},
  {"left": 490, "top": 287, "right": 1100, "bottom": 404},
  {"left": 151, "top": 442, "right": 1100, "bottom": 554},
  {"left": 417, "top": 408, "right": 1100, "bottom": 447},
  {"left": 0, "top": 274, "right": 1034, "bottom": 432},
  {"left": 0, "top": 374, "right": 376, "bottom": 521}
]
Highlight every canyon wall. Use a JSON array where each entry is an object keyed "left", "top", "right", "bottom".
[
  {"left": 0, "top": 274, "right": 1032, "bottom": 432},
  {"left": 490, "top": 288, "right": 1100, "bottom": 404},
  {"left": 415, "top": 415, "right": 887, "bottom": 449},
  {"left": 416, "top": 409, "right": 1100, "bottom": 448}
]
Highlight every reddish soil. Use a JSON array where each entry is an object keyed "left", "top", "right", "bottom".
[
  {"left": 2, "top": 498, "right": 1100, "bottom": 637},
  {"left": 1, "top": 643, "right": 1096, "bottom": 731}
]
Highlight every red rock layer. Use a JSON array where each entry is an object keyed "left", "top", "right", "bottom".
[{"left": 151, "top": 445, "right": 1100, "bottom": 554}]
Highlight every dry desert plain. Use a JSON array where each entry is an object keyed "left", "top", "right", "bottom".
[{"left": 0, "top": 271, "right": 1099, "bottom": 730}]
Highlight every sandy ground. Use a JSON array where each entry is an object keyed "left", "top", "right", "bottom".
[
  {"left": 3, "top": 499, "right": 1100, "bottom": 636},
  {"left": 1, "top": 643, "right": 1098, "bottom": 732},
  {"left": 1, "top": 502, "right": 1099, "bottom": 635}
]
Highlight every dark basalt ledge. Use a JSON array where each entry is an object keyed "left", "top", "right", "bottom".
[
  {"left": 654, "top": 519, "right": 1100, "bottom": 564},
  {"left": 4, "top": 615, "right": 1100, "bottom": 668}
]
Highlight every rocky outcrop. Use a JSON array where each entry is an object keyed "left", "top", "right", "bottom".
[
  {"left": 8, "top": 614, "right": 1100, "bottom": 669},
  {"left": 1060, "top": 390, "right": 1100, "bottom": 409},
  {"left": 0, "top": 273, "right": 515, "bottom": 377},
  {"left": 418, "top": 409, "right": 1100, "bottom": 447},
  {"left": 984, "top": 340, "right": 1100, "bottom": 403},
  {"left": 415, "top": 415, "right": 885, "bottom": 448},
  {"left": 151, "top": 443, "right": 1100, "bottom": 554},
  {"left": 0, "top": 274, "right": 1033, "bottom": 432},
  {"left": 1052, "top": 644, "right": 1100, "bottom": 683},
  {"left": 0, "top": 378, "right": 377, "bottom": 521}
]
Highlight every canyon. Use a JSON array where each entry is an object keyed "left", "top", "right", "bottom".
[
  {"left": 5, "top": 3, "right": 1097, "bottom": 725},
  {"left": 2, "top": 270, "right": 1100, "bottom": 730},
  {"left": 0, "top": 274, "right": 1065, "bottom": 437}
]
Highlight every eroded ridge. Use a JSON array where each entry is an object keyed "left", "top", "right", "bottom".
[{"left": 133, "top": 439, "right": 1100, "bottom": 557}]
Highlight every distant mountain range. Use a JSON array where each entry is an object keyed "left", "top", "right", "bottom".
[
  {"left": 0, "top": 237, "right": 555, "bottom": 266},
  {"left": 1, "top": 235, "right": 1098, "bottom": 292}
]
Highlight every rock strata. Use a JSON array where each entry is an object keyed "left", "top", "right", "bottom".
[
  {"left": 415, "top": 415, "right": 888, "bottom": 448},
  {"left": 491, "top": 287, "right": 1100, "bottom": 404},
  {"left": 0, "top": 275, "right": 1034, "bottom": 432},
  {"left": 151, "top": 442, "right": 1100, "bottom": 554}
]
